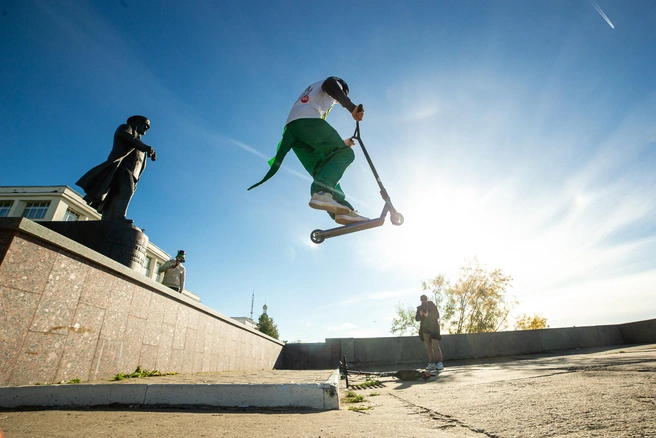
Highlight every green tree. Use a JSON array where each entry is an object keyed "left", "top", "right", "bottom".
[
  {"left": 391, "top": 258, "right": 517, "bottom": 335},
  {"left": 514, "top": 313, "right": 549, "bottom": 330},
  {"left": 257, "top": 313, "right": 280, "bottom": 339},
  {"left": 432, "top": 258, "right": 515, "bottom": 334},
  {"left": 390, "top": 302, "right": 420, "bottom": 336}
]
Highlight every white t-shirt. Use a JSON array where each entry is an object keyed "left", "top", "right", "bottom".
[{"left": 286, "top": 80, "right": 345, "bottom": 124}]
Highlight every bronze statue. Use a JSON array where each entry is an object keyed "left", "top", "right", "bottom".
[{"left": 77, "top": 115, "right": 156, "bottom": 223}]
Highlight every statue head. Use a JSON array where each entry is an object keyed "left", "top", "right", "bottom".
[{"left": 127, "top": 115, "right": 150, "bottom": 135}]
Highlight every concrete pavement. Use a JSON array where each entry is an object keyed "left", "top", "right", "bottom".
[{"left": 0, "top": 344, "right": 654, "bottom": 437}]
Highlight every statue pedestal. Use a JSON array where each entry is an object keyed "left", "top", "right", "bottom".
[{"left": 40, "top": 221, "right": 149, "bottom": 274}]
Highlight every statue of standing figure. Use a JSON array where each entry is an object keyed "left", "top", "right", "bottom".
[{"left": 77, "top": 115, "right": 157, "bottom": 223}]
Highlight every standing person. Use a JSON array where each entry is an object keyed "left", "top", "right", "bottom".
[
  {"left": 248, "top": 76, "right": 369, "bottom": 225},
  {"left": 416, "top": 294, "right": 444, "bottom": 371},
  {"left": 77, "top": 115, "right": 157, "bottom": 223},
  {"left": 159, "top": 250, "right": 186, "bottom": 293}
]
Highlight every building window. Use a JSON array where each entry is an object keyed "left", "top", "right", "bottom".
[
  {"left": 0, "top": 201, "right": 12, "bottom": 217},
  {"left": 22, "top": 201, "right": 51, "bottom": 220},
  {"left": 145, "top": 257, "right": 153, "bottom": 278},
  {"left": 64, "top": 208, "right": 81, "bottom": 222},
  {"left": 155, "top": 261, "right": 162, "bottom": 282}
]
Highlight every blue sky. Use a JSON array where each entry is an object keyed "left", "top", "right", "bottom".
[{"left": 2, "top": 0, "right": 654, "bottom": 342}]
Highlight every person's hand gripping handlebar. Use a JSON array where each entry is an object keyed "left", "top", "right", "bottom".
[{"left": 351, "top": 104, "right": 364, "bottom": 122}]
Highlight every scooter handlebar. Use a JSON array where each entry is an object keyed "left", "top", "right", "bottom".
[{"left": 352, "top": 105, "right": 364, "bottom": 139}]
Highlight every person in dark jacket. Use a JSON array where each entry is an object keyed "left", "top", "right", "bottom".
[
  {"left": 415, "top": 294, "right": 444, "bottom": 371},
  {"left": 77, "top": 115, "right": 156, "bottom": 223}
]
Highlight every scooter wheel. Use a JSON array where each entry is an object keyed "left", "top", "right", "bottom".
[
  {"left": 391, "top": 212, "right": 404, "bottom": 226},
  {"left": 310, "top": 230, "right": 325, "bottom": 244}
]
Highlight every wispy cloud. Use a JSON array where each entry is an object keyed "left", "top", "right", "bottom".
[
  {"left": 328, "top": 322, "right": 358, "bottom": 331},
  {"left": 336, "top": 287, "right": 420, "bottom": 308},
  {"left": 342, "top": 74, "right": 656, "bottom": 333}
]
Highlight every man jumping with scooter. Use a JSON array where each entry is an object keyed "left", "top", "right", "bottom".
[{"left": 248, "top": 76, "right": 368, "bottom": 225}]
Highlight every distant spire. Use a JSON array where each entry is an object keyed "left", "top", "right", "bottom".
[{"left": 263, "top": 303, "right": 268, "bottom": 315}]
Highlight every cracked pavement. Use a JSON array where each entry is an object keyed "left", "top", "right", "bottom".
[{"left": 1, "top": 344, "right": 654, "bottom": 437}]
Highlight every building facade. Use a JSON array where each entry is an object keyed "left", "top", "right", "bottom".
[{"left": 0, "top": 186, "right": 175, "bottom": 289}]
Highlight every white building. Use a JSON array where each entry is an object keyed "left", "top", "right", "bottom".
[
  {"left": 0, "top": 185, "right": 100, "bottom": 222},
  {"left": 0, "top": 185, "right": 198, "bottom": 300}
]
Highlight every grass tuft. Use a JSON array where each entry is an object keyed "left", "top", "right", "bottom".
[{"left": 112, "top": 366, "right": 178, "bottom": 381}]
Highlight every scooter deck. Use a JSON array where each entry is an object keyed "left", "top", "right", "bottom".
[{"left": 311, "top": 216, "right": 385, "bottom": 243}]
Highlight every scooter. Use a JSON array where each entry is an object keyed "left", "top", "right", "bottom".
[
  {"left": 310, "top": 107, "right": 404, "bottom": 244},
  {"left": 339, "top": 356, "right": 435, "bottom": 388}
]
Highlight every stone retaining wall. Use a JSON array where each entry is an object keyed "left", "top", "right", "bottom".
[
  {"left": 0, "top": 218, "right": 283, "bottom": 386},
  {"left": 282, "top": 319, "right": 656, "bottom": 369}
]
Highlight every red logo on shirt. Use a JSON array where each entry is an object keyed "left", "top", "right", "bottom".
[{"left": 300, "top": 95, "right": 309, "bottom": 103}]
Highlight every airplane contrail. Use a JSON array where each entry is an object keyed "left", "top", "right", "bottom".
[{"left": 589, "top": 0, "right": 615, "bottom": 29}]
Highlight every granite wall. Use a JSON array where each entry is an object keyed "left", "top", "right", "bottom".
[{"left": 0, "top": 218, "right": 283, "bottom": 386}]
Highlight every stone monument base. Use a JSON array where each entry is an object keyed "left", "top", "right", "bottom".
[{"left": 40, "top": 220, "right": 148, "bottom": 274}]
